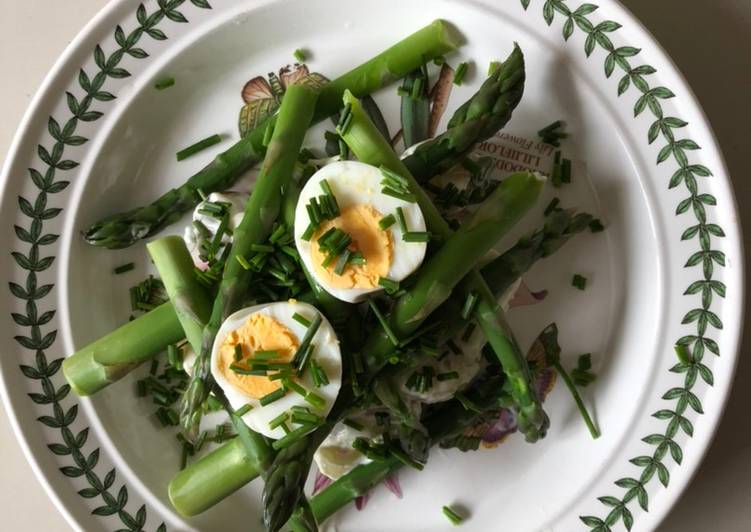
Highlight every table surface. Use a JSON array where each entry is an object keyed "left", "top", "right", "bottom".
[{"left": 1, "top": 1, "right": 750, "bottom": 530}]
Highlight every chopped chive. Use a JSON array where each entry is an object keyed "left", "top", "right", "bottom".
[
  {"left": 442, "top": 505, "right": 464, "bottom": 525},
  {"left": 113, "top": 262, "right": 135, "bottom": 275},
  {"left": 395, "top": 207, "right": 408, "bottom": 233},
  {"left": 389, "top": 446, "right": 424, "bottom": 471},
  {"left": 589, "top": 219, "right": 605, "bottom": 233},
  {"left": 260, "top": 387, "right": 287, "bottom": 406},
  {"left": 301, "top": 223, "right": 316, "bottom": 241},
  {"left": 572, "top": 274, "right": 587, "bottom": 290},
  {"left": 349, "top": 251, "right": 366, "bottom": 265},
  {"left": 403, "top": 231, "right": 431, "bottom": 243},
  {"left": 149, "top": 359, "right": 159, "bottom": 375},
  {"left": 320, "top": 178, "right": 334, "bottom": 196},
  {"left": 447, "top": 339, "right": 463, "bottom": 355},
  {"left": 378, "top": 277, "right": 400, "bottom": 294},
  {"left": 250, "top": 243, "right": 275, "bottom": 253},
  {"left": 291, "top": 410, "right": 321, "bottom": 425},
  {"left": 269, "top": 411, "right": 289, "bottom": 430},
  {"left": 453, "top": 62, "right": 469, "bottom": 85},
  {"left": 455, "top": 392, "right": 483, "bottom": 413},
  {"left": 343, "top": 418, "right": 364, "bottom": 431},
  {"left": 461, "top": 322, "right": 476, "bottom": 342},
  {"left": 236, "top": 255, "right": 251, "bottom": 270},
  {"left": 337, "top": 103, "right": 353, "bottom": 135},
  {"left": 166, "top": 344, "right": 182, "bottom": 370},
  {"left": 379, "top": 214, "right": 396, "bottom": 230},
  {"left": 296, "top": 343, "right": 315, "bottom": 376},
  {"left": 461, "top": 291, "right": 479, "bottom": 320},
  {"left": 154, "top": 77, "right": 175, "bottom": 90},
  {"left": 380, "top": 166, "right": 410, "bottom": 189},
  {"left": 192, "top": 220, "right": 211, "bottom": 240},
  {"left": 410, "top": 76, "right": 424, "bottom": 99},
  {"left": 382, "top": 187, "right": 417, "bottom": 203},
  {"left": 368, "top": 298, "right": 399, "bottom": 346},
  {"left": 229, "top": 363, "right": 266, "bottom": 376},
  {"left": 136, "top": 380, "right": 148, "bottom": 397},
  {"left": 488, "top": 60, "right": 501, "bottom": 75},
  {"left": 674, "top": 344, "right": 691, "bottom": 364},
  {"left": 176, "top": 134, "right": 222, "bottom": 161},
  {"left": 437, "top": 371, "right": 460, "bottom": 381},
  {"left": 268, "top": 370, "right": 293, "bottom": 382},
  {"left": 561, "top": 158, "right": 572, "bottom": 183},
  {"left": 334, "top": 249, "right": 352, "bottom": 275},
  {"left": 293, "top": 313, "right": 322, "bottom": 369},
  {"left": 293, "top": 48, "right": 307, "bottom": 62},
  {"left": 293, "top": 312, "right": 312, "bottom": 327},
  {"left": 272, "top": 424, "right": 316, "bottom": 451},
  {"left": 235, "top": 404, "right": 253, "bottom": 417},
  {"left": 544, "top": 197, "right": 560, "bottom": 216},
  {"left": 253, "top": 350, "right": 279, "bottom": 360}
]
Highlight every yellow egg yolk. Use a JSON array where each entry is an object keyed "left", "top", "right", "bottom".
[
  {"left": 218, "top": 313, "right": 299, "bottom": 399},
  {"left": 311, "top": 204, "right": 393, "bottom": 289}
]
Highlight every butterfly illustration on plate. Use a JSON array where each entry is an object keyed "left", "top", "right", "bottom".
[{"left": 238, "top": 63, "right": 329, "bottom": 137}]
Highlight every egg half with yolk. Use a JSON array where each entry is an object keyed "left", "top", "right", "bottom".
[
  {"left": 294, "top": 161, "right": 428, "bottom": 303},
  {"left": 210, "top": 301, "right": 342, "bottom": 439}
]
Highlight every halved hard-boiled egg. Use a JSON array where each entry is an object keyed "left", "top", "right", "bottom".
[
  {"left": 210, "top": 301, "right": 342, "bottom": 439},
  {"left": 294, "top": 161, "right": 428, "bottom": 303}
]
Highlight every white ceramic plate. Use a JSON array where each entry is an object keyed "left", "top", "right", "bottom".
[{"left": 0, "top": 1, "right": 742, "bottom": 531}]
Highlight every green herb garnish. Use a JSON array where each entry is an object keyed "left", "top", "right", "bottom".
[
  {"left": 176, "top": 134, "right": 222, "bottom": 161},
  {"left": 113, "top": 262, "right": 135, "bottom": 274}
]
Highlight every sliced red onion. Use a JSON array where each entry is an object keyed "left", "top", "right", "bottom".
[
  {"left": 313, "top": 471, "right": 332, "bottom": 495},
  {"left": 355, "top": 493, "right": 370, "bottom": 511},
  {"left": 384, "top": 474, "right": 403, "bottom": 499},
  {"left": 508, "top": 279, "right": 548, "bottom": 308},
  {"left": 482, "top": 408, "right": 518, "bottom": 444}
]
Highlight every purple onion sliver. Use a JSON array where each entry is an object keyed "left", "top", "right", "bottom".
[
  {"left": 313, "top": 471, "right": 332, "bottom": 495},
  {"left": 355, "top": 493, "right": 370, "bottom": 511},
  {"left": 384, "top": 473, "right": 403, "bottom": 499}
]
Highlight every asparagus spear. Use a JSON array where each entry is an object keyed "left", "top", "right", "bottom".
[
  {"left": 180, "top": 85, "right": 319, "bottom": 441},
  {"left": 147, "top": 236, "right": 212, "bottom": 353},
  {"left": 83, "top": 20, "right": 462, "bottom": 249},
  {"left": 62, "top": 302, "right": 184, "bottom": 396},
  {"left": 340, "top": 89, "right": 549, "bottom": 441},
  {"left": 402, "top": 44, "right": 525, "bottom": 181}
]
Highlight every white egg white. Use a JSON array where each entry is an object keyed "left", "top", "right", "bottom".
[
  {"left": 210, "top": 301, "right": 342, "bottom": 440},
  {"left": 313, "top": 411, "right": 382, "bottom": 480},
  {"left": 184, "top": 191, "right": 248, "bottom": 266},
  {"left": 294, "top": 161, "right": 428, "bottom": 303}
]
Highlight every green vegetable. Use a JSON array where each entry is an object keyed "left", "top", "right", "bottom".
[
  {"left": 62, "top": 302, "right": 184, "bottom": 396},
  {"left": 453, "top": 61, "right": 468, "bottom": 85},
  {"left": 154, "top": 77, "right": 175, "bottom": 90},
  {"left": 401, "top": 44, "right": 525, "bottom": 182},
  {"left": 83, "top": 20, "right": 461, "bottom": 248},
  {"left": 294, "top": 48, "right": 307, "bottom": 62},
  {"left": 180, "top": 84, "right": 319, "bottom": 441},
  {"left": 572, "top": 273, "right": 587, "bottom": 290},
  {"left": 400, "top": 66, "right": 430, "bottom": 148},
  {"left": 147, "top": 236, "right": 212, "bottom": 354},
  {"left": 442, "top": 505, "right": 465, "bottom": 525},
  {"left": 176, "top": 134, "right": 222, "bottom": 161},
  {"left": 113, "top": 262, "right": 135, "bottom": 274}
]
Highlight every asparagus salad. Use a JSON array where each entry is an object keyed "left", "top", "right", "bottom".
[{"left": 63, "top": 19, "right": 604, "bottom": 530}]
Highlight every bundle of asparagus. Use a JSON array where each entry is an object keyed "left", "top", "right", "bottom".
[{"left": 63, "top": 20, "right": 602, "bottom": 532}]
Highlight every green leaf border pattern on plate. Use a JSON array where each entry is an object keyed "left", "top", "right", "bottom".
[
  {"left": 10, "top": 1, "right": 211, "bottom": 530},
  {"left": 521, "top": 1, "right": 724, "bottom": 530}
]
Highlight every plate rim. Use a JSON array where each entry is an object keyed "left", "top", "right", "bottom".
[{"left": 0, "top": 0, "right": 744, "bottom": 530}]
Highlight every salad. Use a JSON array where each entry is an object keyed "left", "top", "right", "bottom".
[{"left": 63, "top": 19, "right": 602, "bottom": 530}]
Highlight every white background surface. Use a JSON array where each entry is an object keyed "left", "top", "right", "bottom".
[{"left": 0, "top": 1, "right": 749, "bottom": 530}]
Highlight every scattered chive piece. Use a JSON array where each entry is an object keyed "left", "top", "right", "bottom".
[
  {"left": 572, "top": 274, "right": 587, "bottom": 290},
  {"left": 343, "top": 418, "right": 364, "bottom": 431},
  {"left": 561, "top": 158, "right": 572, "bottom": 183},
  {"left": 293, "top": 312, "right": 312, "bottom": 327},
  {"left": 455, "top": 392, "right": 483, "bottom": 414},
  {"left": 320, "top": 178, "right": 334, "bottom": 196},
  {"left": 442, "top": 505, "right": 464, "bottom": 526},
  {"left": 382, "top": 187, "right": 417, "bottom": 203},
  {"left": 447, "top": 339, "right": 463, "bottom": 355},
  {"left": 293, "top": 313, "right": 322, "bottom": 369},
  {"left": 461, "top": 322, "right": 476, "bottom": 342},
  {"left": 460, "top": 291, "right": 479, "bottom": 319},
  {"left": 154, "top": 77, "right": 175, "bottom": 91},
  {"left": 251, "top": 243, "right": 274, "bottom": 253},
  {"left": 301, "top": 223, "right": 316, "bottom": 241},
  {"left": 395, "top": 207, "right": 408, "bottom": 233},
  {"left": 675, "top": 344, "right": 691, "bottom": 364},
  {"left": 291, "top": 410, "right": 321, "bottom": 425},
  {"left": 390, "top": 446, "right": 425, "bottom": 471},
  {"left": 235, "top": 404, "right": 253, "bottom": 417},
  {"left": 334, "top": 249, "right": 352, "bottom": 275},
  {"left": 167, "top": 344, "right": 182, "bottom": 370},
  {"left": 293, "top": 48, "right": 307, "bottom": 62},
  {"left": 296, "top": 344, "right": 316, "bottom": 376},
  {"left": 337, "top": 103, "right": 353, "bottom": 135},
  {"left": 269, "top": 412, "right": 289, "bottom": 430},
  {"left": 437, "top": 371, "right": 459, "bottom": 381},
  {"left": 310, "top": 359, "right": 329, "bottom": 387},
  {"left": 233, "top": 344, "right": 244, "bottom": 362},
  {"left": 113, "top": 262, "right": 135, "bottom": 275},
  {"left": 149, "top": 358, "right": 159, "bottom": 375},
  {"left": 589, "top": 219, "right": 605, "bottom": 233},
  {"left": 176, "top": 134, "right": 222, "bottom": 161},
  {"left": 230, "top": 363, "right": 266, "bottom": 376},
  {"left": 260, "top": 388, "right": 287, "bottom": 406},
  {"left": 368, "top": 299, "right": 399, "bottom": 346},
  {"left": 253, "top": 350, "right": 279, "bottom": 360},
  {"left": 236, "top": 255, "right": 251, "bottom": 270},
  {"left": 272, "top": 425, "right": 316, "bottom": 451},
  {"left": 378, "top": 277, "right": 400, "bottom": 294},
  {"left": 410, "top": 76, "right": 424, "bottom": 99},
  {"left": 379, "top": 214, "right": 396, "bottom": 230},
  {"left": 544, "top": 197, "right": 560, "bottom": 216},
  {"left": 403, "top": 231, "right": 431, "bottom": 243},
  {"left": 453, "top": 62, "right": 469, "bottom": 85},
  {"left": 488, "top": 60, "right": 501, "bottom": 75}
]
